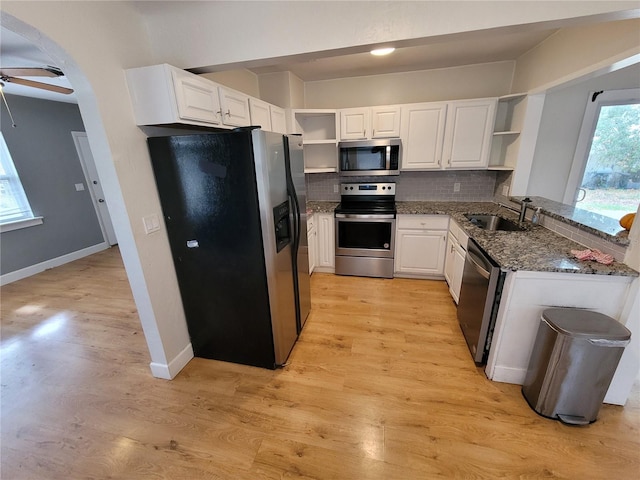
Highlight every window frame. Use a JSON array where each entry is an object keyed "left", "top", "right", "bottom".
[
  {"left": 0, "top": 132, "right": 43, "bottom": 233},
  {"left": 563, "top": 88, "right": 640, "bottom": 205}
]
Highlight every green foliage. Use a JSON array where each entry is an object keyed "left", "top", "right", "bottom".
[{"left": 586, "top": 103, "right": 640, "bottom": 178}]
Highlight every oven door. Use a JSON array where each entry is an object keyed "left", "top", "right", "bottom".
[{"left": 335, "top": 214, "right": 395, "bottom": 258}]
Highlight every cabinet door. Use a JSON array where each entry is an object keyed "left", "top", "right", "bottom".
[
  {"left": 340, "top": 108, "right": 370, "bottom": 140},
  {"left": 317, "top": 214, "right": 335, "bottom": 268},
  {"left": 442, "top": 99, "right": 496, "bottom": 169},
  {"left": 171, "top": 70, "right": 221, "bottom": 125},
  {"left": 371, "top": 106, "right": 401, "bottom": 138},
  {"left": 308, "top": 225, "right": 317, "bottom": 274},
  {"left": 400, "top": 103, "right": 447, "bottom": 170},
  {"left": 444, "top": 232, "right": 456, "bottom": 285},
  {"left": 270, "top": 105, "right": 287, "bottom": 134},
  {"left": 249, "top": 98, "right": 272, "bottom": 131},
  {"left": 219, "top": 87, "right": 251, "bottom": 127},
  {"left": 395, "top": 229, "right": 447, "bottom": 275},
  {"left": 450, "top": 243, "right": 466, "bottom": 303}
]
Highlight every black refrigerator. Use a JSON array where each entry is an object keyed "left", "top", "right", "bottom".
[{"left": 147, "top": 128, "right": 309, "bottom": 369}]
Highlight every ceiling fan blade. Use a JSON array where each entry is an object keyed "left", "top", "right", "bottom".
[
  {"left": 0, "top": 68, "right": 59, "bottom": 78},
  {"left": 3, "top": 76, "right": 74, "bottom": 95}
]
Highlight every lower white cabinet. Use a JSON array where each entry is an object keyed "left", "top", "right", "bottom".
[
  {"left": 444, "top": 218, "right": 468, "bottom": 303},
  {"left": 307, "top": 214, "right": 317, "bottom": 274},
  {"left": 394, "top": 215, "right": 448, "bottom": 278},
  {"left": 315, "top": 213, "right": 335, "bottom": 272}
]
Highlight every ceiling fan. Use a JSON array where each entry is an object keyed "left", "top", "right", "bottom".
[{"left": 0, "top": 66, "right": 74, "bottom": 95}]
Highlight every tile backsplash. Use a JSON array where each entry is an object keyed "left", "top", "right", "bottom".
[{"left": 307, "top": 170, "right": 500, "bottom": 202}]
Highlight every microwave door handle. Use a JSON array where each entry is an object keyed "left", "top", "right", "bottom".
[{"left": 385, "top": 146, "right": 391, "bottom": 170}]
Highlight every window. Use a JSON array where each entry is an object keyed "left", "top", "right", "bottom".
[
  {"left": 0, "top": 132, "right": 41, "bottom": 231},
  {"left": 565, "top": 89, "right": 640, "bottom": 220}
]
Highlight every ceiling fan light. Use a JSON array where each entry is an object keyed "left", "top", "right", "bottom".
[{"left": 371, "top": 48, "right": 395, "bottom": 56}]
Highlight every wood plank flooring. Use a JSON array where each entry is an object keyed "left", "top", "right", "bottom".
[{"left": 1, "top": 246, "right": 639, "bottom": 479}]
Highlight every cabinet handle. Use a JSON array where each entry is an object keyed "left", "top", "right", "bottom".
[
  {"left": 226, "top": 110, "right": 231, "bottom": 117},
  {"left": 217, "top": 110, "right": 223, "bottom": 118}
]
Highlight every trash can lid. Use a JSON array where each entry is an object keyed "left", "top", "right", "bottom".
[{"left": 542, "top": 308, "right": 631, "bottom": 340}]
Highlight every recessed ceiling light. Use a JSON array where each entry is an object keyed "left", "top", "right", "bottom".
[{"left": 370, "top": 48, "right": 395, "bottom": 56}]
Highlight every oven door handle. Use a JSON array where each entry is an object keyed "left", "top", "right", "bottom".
[
  {"left": 335, "top": 213, "right": 395, "bottom": 219},
  {"left": 466, "top": 251, "right": 491, "bottom": 280}
]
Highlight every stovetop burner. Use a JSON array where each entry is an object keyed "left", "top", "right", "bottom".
[{"left": 335, "top": 182, "right": 396, "bottom": 216}]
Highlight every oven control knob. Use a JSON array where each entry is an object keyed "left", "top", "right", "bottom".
[{"left": 350, "top": 186, "right": 353, "bottom": 190}]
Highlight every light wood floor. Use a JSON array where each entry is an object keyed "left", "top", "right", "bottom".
[{"left": 1, "top": 247, "right": 639, "bottom": 479}]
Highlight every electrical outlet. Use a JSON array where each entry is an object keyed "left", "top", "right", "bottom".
[
  {"left": 502, "top": 185, "right": 510, "bottom": 196},
  {"left": 453, "top": 182, "right": 460, "bottom": 193},
  {"left": 75, "top": 183, "right": 85, "bottom": 191},
  {"left": 333, "top": 184, "right": 339, "bottom": 193}
]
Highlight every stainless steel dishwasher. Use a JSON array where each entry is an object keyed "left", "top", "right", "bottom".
[{"left": 457, "top": 238, "right": 505, "bottom": 364}]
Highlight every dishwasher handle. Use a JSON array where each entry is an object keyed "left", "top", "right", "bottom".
[{"left": 466, "top": 250, "right": 491, "bottom": 279}]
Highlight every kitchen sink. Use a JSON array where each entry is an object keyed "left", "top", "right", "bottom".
[{"left": 464, "top": 214, "right": 525, "bottom": 232}]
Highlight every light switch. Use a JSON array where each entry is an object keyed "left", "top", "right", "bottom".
[
  {"left": 333, "top": 184, "right": 339, "bottom": 193},
  {"left": 143, "top": 214, "right": 161, "bottom": 234},
  {"left": 75, "top": 183, "right": 85, "bottom": 191}
]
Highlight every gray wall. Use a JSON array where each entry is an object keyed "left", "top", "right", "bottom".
[
  {"left": 1, "top": 94, "right": 104, "bottom": 274},
  {"left": 527, "top": 64, "right": 640, "bottom": 201}
]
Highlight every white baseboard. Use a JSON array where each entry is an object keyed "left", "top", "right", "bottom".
[
  {"left": 489, "top": 366, "right": 527, "bottom": 385},
  {"left": 1, "top": 242, "right": 109, "bottom": 286},
  {"left": 150, "top": 343, "right": 194, "bottom": 380}
]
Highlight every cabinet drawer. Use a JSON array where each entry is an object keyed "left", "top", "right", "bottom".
[
  {"left": 397, "top": 215, "right": 449, "bottom": 230},
  {"left": 307, "top": 214, "right": 315, "bottom": 231}
]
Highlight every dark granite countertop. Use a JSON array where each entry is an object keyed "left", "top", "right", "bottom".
[
  {"left": 510, "top": 196, "right": 631, "bottom": 246},
  {"left": 306, "top": 200, "right": 637, "bottom": 276}
]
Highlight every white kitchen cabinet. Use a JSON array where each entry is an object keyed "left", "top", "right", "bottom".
[
  {"left": 443, "top": 218, "right": 468, "bottom": 304},
  {"left": 394, "top": 215, "right": 448, "bottom": 278},
  {"left": 400, "top": 102, "right": 447, "bottom": 170},
  {"left": 442, "top": 98, "right": 496, "bottom": 169},
  {"left": 315, "top": 213, "right": 335, "bottom": 272},
  {"left": 307, "top": 214, "right": 317, "bottom": 274},
  {"left": 291, "top": 109, "right": 339, "bottom": 173},
  {"left": 126, "top": 64, "right": 222, "bottom": 127},
  {"left": 249, "top": 97, "right": 272, "bottom": 131},
  {"left": 218, "top": 86, "right": 251, "bottom": 127},
  {"left": 340, "top": 106, "right": 401, "bottom": 140},
  {"left": 270, "top": 105, "right": 287, "bottom": 134}
]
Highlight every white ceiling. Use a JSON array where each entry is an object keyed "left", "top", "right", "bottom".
[
  {"left": 247, "top": 28, "right": 558, "bottom": 81},
  {"left": 0, "top": 27, "right": 77, "bottom": 104}
]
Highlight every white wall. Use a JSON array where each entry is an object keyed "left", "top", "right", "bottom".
[
  {"left": 304, "top": 61, "right": 514, "bottom": 108},
  {"left": 512, "top": 18, "right": 640, "bottom": 93},
  {"left": 200, "top": 69, "right": 260, "bottom": 98},
  {"left": 258, "top": 71, "right": 305, "bottom": 108},
  {"left": 526, "top": 64, "right": 640, "bottom": 201},
  {"left": 1, "top": 2, "right": 193, "bottom": 379}
]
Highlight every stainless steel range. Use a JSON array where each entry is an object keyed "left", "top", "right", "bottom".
[{"left": 334, "top": 182, "right": 396, "bottom": 278}]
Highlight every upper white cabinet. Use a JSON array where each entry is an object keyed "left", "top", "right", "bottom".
[
  {"left": 249, "top": 97, "right": 272, "bottom": 131},
  {"left": 126, "top": 64, "right": 283, "bottom": 131},
  {"left": 400, "top": 102, "right": 447, "bottom": 170},
  {"left": 218, "top": 87, "right": 251, "bottom": 127},
  {"left": 400, "top": 99, "right": 496, "bottom": 171},
  {"left": 442, "top": 98, "right": 497, "bottom": 169},
  {"left": 270, "top": 105, "right": 287, "bottom": 134},
  {"left": 126, "top": 64, "right": 221, "bottom": 127},
  {"left": 339, "top": 106, "right": 401, "bottom": 140},
  {"left": 291, "top": 109, "right": 339, "bottom": 173}
]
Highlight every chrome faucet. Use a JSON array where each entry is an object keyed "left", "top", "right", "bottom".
[{"left": 519, "top": 197, "right": 532, "bottom": 224}]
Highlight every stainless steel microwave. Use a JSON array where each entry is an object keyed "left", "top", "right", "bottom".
[{"left": 338, "top": 139, "right": 401, "bottom": 176}]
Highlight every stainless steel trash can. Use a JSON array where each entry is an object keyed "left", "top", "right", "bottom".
[{"left": 522, "top": 308, "right": 631, "bottom": 425}]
